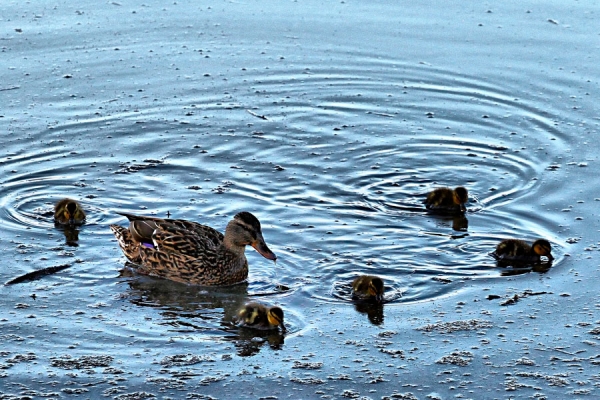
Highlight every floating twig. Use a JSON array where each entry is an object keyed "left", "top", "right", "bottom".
[
  {"left": 6, "top": 264, "right": 72, "bottom": 285},
  {"left": 246, "top": 109, "right": 268, "bottom": 120}
]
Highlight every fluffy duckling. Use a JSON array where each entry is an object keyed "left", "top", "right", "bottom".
[
  {"left": 235, "top": 302, "right": 286, "bottom": 332},
  {"left": 491, "top": 238, "right": 553, "bottom": 263},
  {"left": 352, "top": 275, "right": 385, "bottom": 302},
  {"left": 424, "top": 186, "right": 468, "bottom": 213},
  {"left": 54, "top": 198, "right": 86, "bottom": 225}
]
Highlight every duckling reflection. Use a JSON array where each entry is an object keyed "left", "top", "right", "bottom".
[
  {"left": 57, "top": 225, "right": 81, "bottom": 246},
  {"left": 353, "top": 301, "right": 384, "bottom": 326},
  {"left": 499, "top": 262, "right": 552, "bottom": 276},
  {"left": 223, "top": 324, "right": 285, "bottom": 357},
  {"left": 121, "top": 273, "right": 250, "bottom": 327},
  {"left": 121, "top": 274, "right": 286, "bottom": 356}
]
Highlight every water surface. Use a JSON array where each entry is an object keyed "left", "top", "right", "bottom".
[{"left": 1, "top": 0, "right": 600, "bottom": 398}]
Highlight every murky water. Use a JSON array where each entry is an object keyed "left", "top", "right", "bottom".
[{"left": 2, "top": 0, "right": 599, "bottom": 398}]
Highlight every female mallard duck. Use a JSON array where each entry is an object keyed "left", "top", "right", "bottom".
[
  {"left": 424, "top": 186, "right": 468, "bottom": 213},
  {"left": 109, "top": 211, "right": 277, "bottom": 286},
  {"left": 54, "top": 198, "right": 86, "bottom": 225},
  {"left": 491, "top": 238, "right": 553, "bottom": 263},
  {"left": 235, "top": 302, "right": 286, "bottom": 332},
  {"left": 352, "top": 275, "right": 385, "bottom": 302}
]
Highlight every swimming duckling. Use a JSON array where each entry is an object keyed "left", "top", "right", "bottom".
[
  {"left": 491, "top": 238, "right": 554, "bottom": 263},
  {"left": 54, "top": 198, "right": 86, "bottom": 225},
  {"left": 352, "top": 275, "right": 385, "bottom": 302},
  {"left": 424, "top": 186, "right": 468, "bottom": 213},
  {"left": 235, "top": 302, "right": 286, "bottom": 332}
]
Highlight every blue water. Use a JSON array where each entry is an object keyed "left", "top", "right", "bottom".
[{"left": 1, "top": 0, "right": 599, "bottom": 398}]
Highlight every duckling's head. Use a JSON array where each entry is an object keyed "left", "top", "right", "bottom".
[
  {"left": 532, "top": 239, "right": 553, "bottom": 260},
  {"left": 267, "top": 306, "right": 286, "bottom": 331},
  {"left": 368, "top": 277, "right": 385, "bottom": 302},
  {"left": 227, "top": 212, "right": 277, "bottom": 261},
  {"left": 453, "top": 187, "right": 469, "bottom": 212},
  {"left": 64, "top": 201, "right": 79, "bottom": 225}
]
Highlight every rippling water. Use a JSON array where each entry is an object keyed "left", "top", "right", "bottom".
[{"left": 2, "top": 0, "right": 599, "bottom": 398}]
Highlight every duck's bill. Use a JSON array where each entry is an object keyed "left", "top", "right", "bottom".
[{"left": 252, "top": 239, "right": 277, "bottom": 261}]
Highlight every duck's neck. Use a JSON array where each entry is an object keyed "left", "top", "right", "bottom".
[{"left": 222, "top": 235, "right": 247, "bottom": 256}]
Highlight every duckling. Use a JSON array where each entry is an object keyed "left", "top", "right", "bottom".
[
  {"left": 491, "top": 238, "right": 554, "bottom": 263},
  {"left": 235, "top": 302, "right": 286, "bottom": 332},
  {"left": 109, "top": 211, "right": 277, "bottom": 286},
  {"left": 54, "top": 198, "right": 86, "bottom": 225},
  {"left": 424, "top": 186, "right": 468, "bottom": 213},
  {"left": 351, "top": 275, "right": 385, "bottom": 302}
]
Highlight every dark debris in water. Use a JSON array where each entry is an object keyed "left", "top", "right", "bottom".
[
  {"left": 417, "top": 319, "right": 492, "bottom": 333},
  {"left": 50, "top": 355, "right": 113, "bottom": 370},
  {"left": 5, "top": 263, "right": 72, "bottom": 285},
  {"left": 381, "top": 393, "right": 418, "bottom": 400},
  {"left": 115, "top": 159, "right": 165, "bottom": 174},
  {"left": 379, "top": 348, "right": 405, "bottom": 358},
  {"left": 289, "top": 375, "right": 325, "bottom": 385},
  {"left": 114, "top": 392, "right": 157, "bottom": 400},
  {"left": 436, "top": 351, "right": 474, "bottom": 366},
  {"left": 432, "top": 276, "right": 452, "bottom": 284},
  {"left": 499, "top": 290, "right": 551, "bottom": 306},
  {"left": 159, "top": 354, "right": 215, "bottom": 367},
  {"left": 292, "top": 361, "right": 323, "bottom": 370}
]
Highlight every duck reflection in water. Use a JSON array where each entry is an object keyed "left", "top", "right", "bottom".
[
  {"left": 56, "top": 225, "right": 81, "bottom": 246},
  {"left": 120, "top": 273, "right": 285, "bottom": 356},
  {"left": 353, "top": 301, "right": 385, "bottom": 326}
]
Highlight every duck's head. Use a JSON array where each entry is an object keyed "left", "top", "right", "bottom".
[
  {"left": 227, "top": 212, "right": 277, "bottom": 261},
  {"left": 368, "top": 277, "right": 385, "bottom": 302},
  {"left": 453, "top": 187, "right": 469, "bottom": 212},
  {"left": 267, "top": 306, "right": 286, "bottom": 331},
  {"left": 64, "top": 201, "right": 79, "bottom": 225},
  {"left": 532, "top": 239, "right": 553, "bottom": 260}
]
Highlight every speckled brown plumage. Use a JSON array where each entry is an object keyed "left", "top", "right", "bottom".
[
  {"left": 54, "top": 198, "right": 86, "bottom": 225},
  {"left": 235, "top": 302, "right": 285, "bottom": 331},
  {"left": 109, "top": 211, "right": 277, "bottom": 286},
  {"left": 491, "top": 238, "right": 553, "bottom": 263},
  {"left": 424, "top": 186, "right": 468, "bottom": 213}
]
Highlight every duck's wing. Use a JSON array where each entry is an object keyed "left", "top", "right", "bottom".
[
  {"left": 116, "top": 212, "right": 224, "bottom": 247},
  {"left": 151, "top": 223, "right": 220, "bottom": 257}
]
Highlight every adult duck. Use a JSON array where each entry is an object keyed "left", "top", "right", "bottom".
[{"left": 110, "top": 211, "right": 277, "bottom": 285}]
